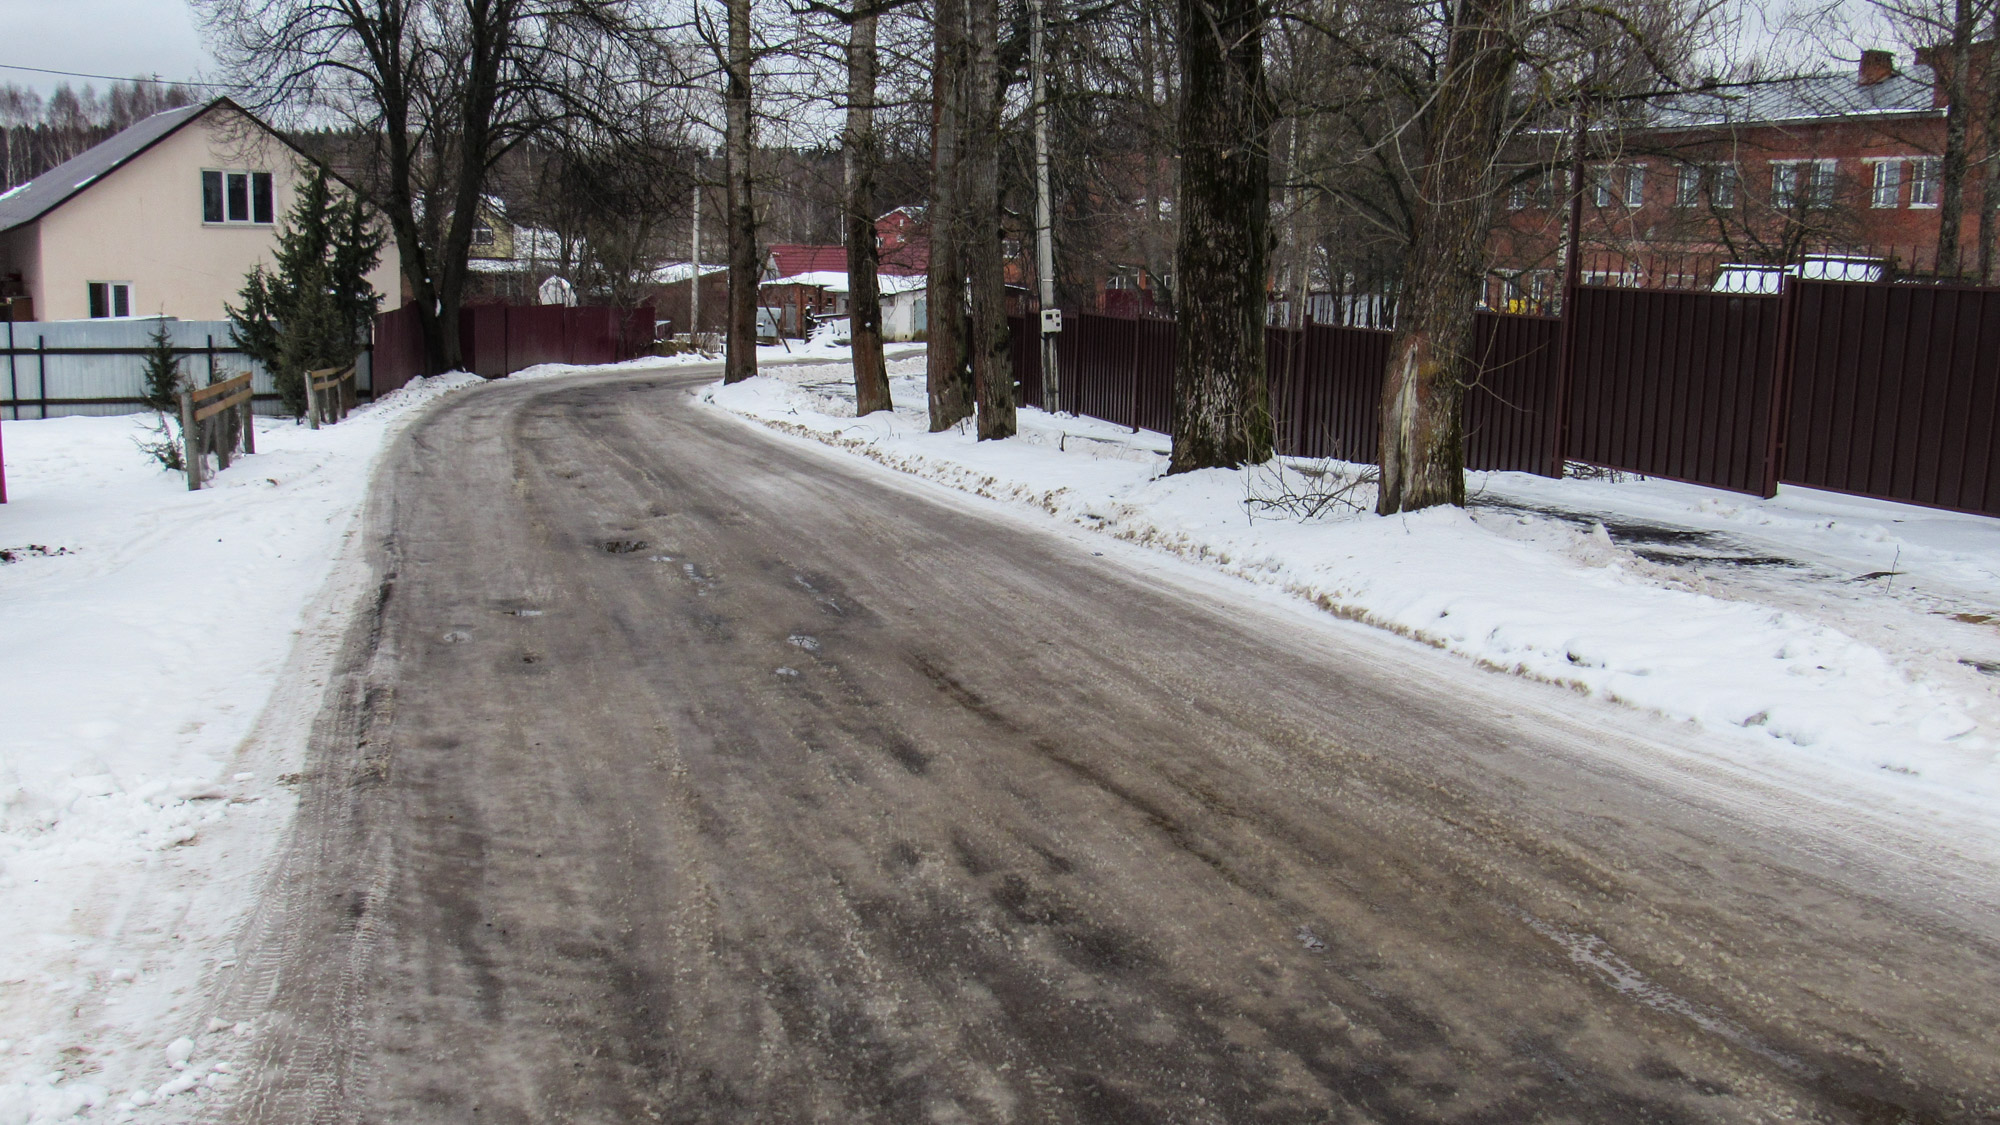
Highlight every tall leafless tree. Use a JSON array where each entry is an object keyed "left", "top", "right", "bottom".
[
  {"left": 723, "top": 0, "right": 763, "bottom": 383},
  {"left": 200, "top": 0, "right": 683, "bottom": 375},
  {"left": 1168, "top": 0, "right": 1274, "bottom": 471},
  {"left": 965, "top": 0, "right": 1016, "bottom": 438},
  {"left": 1374, "top": 0, "right": 1522, "bottom": 512},
  {"left": 845, "top": 4, "right": 893, "bottom": 413},
  {"left": 927, "top": 0, "right": 976, "bottom": 429}
]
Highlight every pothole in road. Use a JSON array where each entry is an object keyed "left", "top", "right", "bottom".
[{"left": 601, "top": 539, "right": 649, "bottom": 554}]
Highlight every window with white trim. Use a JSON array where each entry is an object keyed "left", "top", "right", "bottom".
[
  {"left": 1675, "top": 163, "right": 1702, "bottom": 208},
  {"left": 1772, "top": 159, "right": 1836, "bottom": 209},
  {"left": 1590, "top": 164, "right": 1644, "bottom": 208},
  {"left": 1869, "top": 160, "right": 1902, "bottom": 208},
  {"left": 1807, "top": 159, "right": 1837, "bottom": 206},
  {"left": 1712, "top": 163, "right": 1738, "bottom": 208},
  {"left": 87, "top": 281, "right": 131, "bottom": 319},
  {"left": 202, "top": 169, "right": 275, "bottom": 224},
  {"left": 1909, "top": 156, "right": 1941, "bottom": 206}
]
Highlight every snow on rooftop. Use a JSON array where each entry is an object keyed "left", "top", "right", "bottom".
[{"left": 770, "top": 270, "right": 928, "bottom": 295}]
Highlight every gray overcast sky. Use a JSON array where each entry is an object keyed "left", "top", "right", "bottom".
[
  {"left": 0, "top": 0, "right": 1907, "bottom": 104},
  {"left": 0, "top": 0, "right": 212, "bottom": 97}
]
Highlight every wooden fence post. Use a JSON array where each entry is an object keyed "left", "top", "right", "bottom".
[
  {"left": 179, "top": 388, "right": 202, "bottom": 491},
  {"left": 240, "top": 374, "right": 256, "bottom": 455}
]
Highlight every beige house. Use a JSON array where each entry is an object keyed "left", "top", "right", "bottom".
[{"left": 0, "top": 98, "right": 399, "bottom": 322}]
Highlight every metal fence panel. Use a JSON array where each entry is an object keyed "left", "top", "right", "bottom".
[
  {"left": 0, "top": 318, "right": 368, "bottom": 420},
  {"left": 1565, "top": 288, "right": 1783, "bottom": 495},
  {"left": 1784, "top": 281, "right": 2000, "bottom": 515},
  {"left": 1466, "top": 312, "right": 1562, "bottom": 474}
]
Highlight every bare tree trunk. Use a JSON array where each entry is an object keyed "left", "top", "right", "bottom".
[
  {"left": 927, "top": 0, "right": 974, "bottom": 429},
  {"left": 1937, "top": 0, "right": 1974, "bottom": 278},
  {"left": 1167, "top": 0, "right": 1273, "bottom": 473},
  {"left": 1981, "top": 10, "right": 2000, "bottom": 282},
  {"left": 1140, "top": 4, "right": 1175, "bottom": 315},
  {"left": 845, "top": 7, "right": 891, "bottom": 414},
  {"left": 1375, "top": 0, "right": 1519, "bottom": 514},
  {"left": 724, "top": 0, "right": 759, "bottom": 384},
  {"left": 965, "top": 0, "right": 1015, "bottom": 439}
]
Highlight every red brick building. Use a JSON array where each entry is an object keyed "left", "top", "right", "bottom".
[{"left": 1488, "top": 46, "right": 1992, "bottom": 309}]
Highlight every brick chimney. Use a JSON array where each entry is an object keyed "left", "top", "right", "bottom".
[{"left": 1859, "top": 49, "right": 1895, "bottom": 86}]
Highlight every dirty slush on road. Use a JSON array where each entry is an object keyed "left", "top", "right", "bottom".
[{"left": 207, "top": 367, "right": 2000, "bottom": 1124}]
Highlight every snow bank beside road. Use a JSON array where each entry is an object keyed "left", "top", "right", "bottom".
[
  {"left": 0, "top": 372, "right": 478, "bottom": 1122},
  {"left": 704, "top": 359, "right": 2000, "bottom": 819}
]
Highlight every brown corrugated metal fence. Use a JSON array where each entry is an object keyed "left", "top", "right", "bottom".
[
  {"left": 1012, "top": 280, "right": 2000, "bottom": 517},
  {"left": 374, "top": 302, "right": 657, "bottom": 388},
  {"left": 1783, "top": 280, "right": 2000, "bottom": 514}
]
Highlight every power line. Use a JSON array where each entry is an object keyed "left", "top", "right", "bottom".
[{"left": 0, "top": 62, "right": 250, "bottom": 91}]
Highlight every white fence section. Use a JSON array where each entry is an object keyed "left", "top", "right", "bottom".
[{"left": 1, "top": 318, "right": 374, "bottom": 420}]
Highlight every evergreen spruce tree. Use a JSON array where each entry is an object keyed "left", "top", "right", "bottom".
[
  {"left": 136, "top": 319, "right": 186, "bottom": 470},
  {"left": 228, "top": 165, "right": 387, "bottom": 418}
]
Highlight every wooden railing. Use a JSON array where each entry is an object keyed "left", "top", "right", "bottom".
[
  {"left": 179, "top": 372, "right": 255, "bottom": 491},
  {"left": 305, "top": 364, "right": 355, "bottom": 429}
]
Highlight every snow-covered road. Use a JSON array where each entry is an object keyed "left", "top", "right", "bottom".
[
  {"left": 215, "top": 362, "right": 1998, "bottom": 1121},
  {"left": 708, "top": 355, "right": 2000, "bottom": 834}
]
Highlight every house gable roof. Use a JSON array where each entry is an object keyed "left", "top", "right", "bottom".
[{"left": 0, "top": 98, "right": 304, "bottom": 235}]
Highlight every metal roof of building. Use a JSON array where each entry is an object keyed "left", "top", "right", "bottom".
[
  {"left": 1647, "top": 69, "right": 1940, "bottom": 130},
  {"left": 0, "top": 101, "right": 212, "bottom": 234}
]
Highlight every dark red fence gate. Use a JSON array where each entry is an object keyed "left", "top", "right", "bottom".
[
  {"left": 372, "top": 302, "right": 656, "bottom": 394},
  {"left": 1565, "top": 287, "right": 1785, "bottom": 495},
  {"left": 1009, "top": 279, "right": 2000, "bottom": 517},
  {"left": 1784, "top": 281, "right": 2000, "bottom": 515}
]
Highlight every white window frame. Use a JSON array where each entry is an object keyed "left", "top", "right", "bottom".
[
  {"left": 87, "top": 281, "right": 132, "bottom": 319},
  {"left": 1591, "top": 164, "right": 1615, "bottom": 208},
  {"left": 202, "top": 168, "right": 276, "bottom": 225},
  {"left": 1806, "top": 159, "right": 1838, "bottom": 207},
  {"left": 1625, "top": 164, "right": 1646, "bottom": 208},
  {"left": 1771, "top": 161, "right": 1799, "bottom": 209},
  {"left": 1909, "top": 156, "right": 1941, "bottom": 207},
  {"left": 1866, "top": 158, "right": 1903, "bottom": 209},
  {"left": 1712, "top": 163, "right": 1739, "bottom": 209},
  {"left": 1675, "top": 163, "right": 1702, "bottom": 208}
]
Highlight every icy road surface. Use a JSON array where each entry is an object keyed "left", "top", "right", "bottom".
[{"left": 214, "top": 363, "right": 1999, "bottom": 1123}]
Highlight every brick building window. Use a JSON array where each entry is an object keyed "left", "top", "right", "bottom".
[
  {"left": 1675, "top": 163, "right": 1701, "bottom": 207},
  {"left": 1910, "top": 156, "right": 1941, "bottom": 206},
  {"left": 1772, "top": 160, "right": 1837, "bottom": 209},
  {"left": 1712, "top": 164, "right": 1738, "bottom": 208},
  {"left": 1869, "top": 160, "right": 1902, "bottom": 208},
  {"left": 1591, "top": 164, "right": 1644, "bottom": 208}
]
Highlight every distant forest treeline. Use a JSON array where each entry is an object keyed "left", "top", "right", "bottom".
[{"left": 1, "top": 80, "right": 203, "bottom": 192}]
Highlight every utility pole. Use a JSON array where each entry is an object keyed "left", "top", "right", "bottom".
[
  {"left": 1031, "top": 0, "right": 1060, "bottom": 412},
  {"left": 690, "top": 183, "right": 702, "bottom": 338}
]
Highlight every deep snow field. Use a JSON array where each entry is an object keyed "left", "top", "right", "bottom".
[
  {"left": 704, "top": 356, "right": 2000, "bottom": 838},
  {"left": 0, "top": 375, "right": 483, "bottom": 1123}
]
